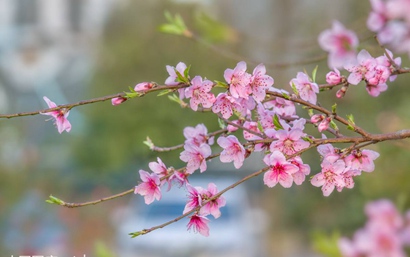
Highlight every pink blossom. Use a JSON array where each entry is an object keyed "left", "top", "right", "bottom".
[
  {"left": 212, "top": 93, "right": 240, "bottom": 119},
  {"left": 134, "top": 82, "right": 155, "bottom": 91},
  {"left": 289, "top": 156, "right": 311, "bottom": 185},
  {"left": 185, "top": 76, "right": 216, "bottom": 111},
  {"left": 345, "top": 50, "right": 377, "bottom": 85},
  {"left": 217, "top": 135, "right": 246, "bottom": 169},
  {"left": 226, "top": 120, "right": 241, "bottom": 132},
  {"left": 270, "top": 128, "right": 310, "bottom": 156},
  {"left": 187, "top": 214, "right": 210, "bottom": 237},
  {"left": 345, "top": 149, "right": 380, "bottom": 172},
  {"left": 41, "top": 96, "right": 71, "bottom": 134},
  {"left": 317, "top": 141, "right": 341, "bottom": 163},
  {"left": 165, "top": 62, "right": 188, "bottom": 86},
  {"left": 165, "top": 62, "right": 188, "bottom": 99},
  {"left": 111, "top": 96, "right": 127, "bottom": 106},
  {"left": 367, "top": 0, "right": 388, "bottom": 32},
  {"left": 249, "top": 63, "right": 274, "bottom": 102},
  {"left": 134, "top": 170, "right": 161, "bottom": 204},
  {"left": 365, "top": 199, "right": 403, "bottom": 230},
  {"left": 336, "top": 169, "right": 361, "bottom": 193},
  {"left": 339, "top": 199, "right": 410, "bottom": 257},
  {"left": 200, "top": 183, "right": 226, "bottom": 219},
  {"left": 311, "top": 114, "right": 325, "bottom": 123},
  {"left": 149, "top": 157, "right": 170, "bottom": 188},
  {"left": 180, "top": 143, "right": 212, "bottom": 174},
  {"left": 224, "top": 61, "right": 252, "bottom": 99},
  {"left": 326, "top": 68, "right": 343, "bottom": 85},
  {"left": 318, "top": 20, "right": 359, "bottom": 69},
  {"left": 263, "top": 151, "right": 299, "bottom": 188},
  {"left": 311, "top": 159, "right": 346, "bottom": 196},
  {"left": 318, "top": 117, "right": 331, "bottom": 132},
  {"left": 183, "top": 184, "right": 203, "bottom": 214},
  {"left": 183, "top": 124, "right": 213, "bottom": 146},
  {"left": 233, "top": 96, "right": 256, "bottom": 118},
  {"left": 243, "top": 121, "right": 262, "bottom": 141},
  {"left": 290, "top": 72, "right": 319, "bottom": 104},
  {"left": 264, "top": 97, "right": 296, "bottom": 118},
  {"left": 257, "top": 103, "right": 276, "bottom": 130},
  {"left": 169, "top": 169, "right": 190, "bottom": 188}
]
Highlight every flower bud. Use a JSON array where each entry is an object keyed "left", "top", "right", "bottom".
[
  {"left": 311, "top": 114, "right": 324, "bottom": 123},
  {"left": 326, "top": 69, "right": 342, "bottom": 85},
  {"left": 111, "top": 97, "right": 127, "bottom": 106}
]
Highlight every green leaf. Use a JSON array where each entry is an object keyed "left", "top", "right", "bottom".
[
  {"left": 214, "top": 80, "right": 228, "bottom": 88},
  {"left": 129, "top": 230, "right": 147, "bottom": 238},
  {"left": 218, "top": 118, "right": 226, "bottom": 130},
  {"left": 46, "top": 195, "right": 65, "bottom": 205},
  {"left": 330, "top": 120, "right": 338, "bottom": 130},
  {"left": 257, "top": 121, "right": 264, "bottom": 134},
  {"left": 281, "top": 92, "right": 291, "bottom": 100},
  {"left": 346, "top": 114, "right": 355, "bottom": 131},
  {"left": 157, "top": 89, "right": 173, "bottom": 96},
  {"left": 308, "top": 109, "right": 314, "bottom": 117},
  {"left": 159, "top": 12, "right": 188, "bottom": 36},
  {"left": 175, "top": 70, "right": 189, "bottom": 84},
  {"left": 143, "top": 137, "right": 154, "bottom": 150},
  {"left": 124, "top": 91, "right": 142, "bottom": 99},
  {"left": 184, "top": 65, "right": 191, "bottom": 79},
  {"left": 312, "top": 65, "right": 318, "bottom": 82},
  {"left": 273, "top": 114, "right": 284, "bottom": 130},
  {"left": 168, "top": 93, "right": 186, "bottom": 106},
  {"left": 332, "top": 103, "right": 337, "bottom": 114},
  {"left": 302, "top": 136, "right": 313, "bottom": 143},
  {"left": 290, "top": 82, "right": 299, "bottom": 96}
]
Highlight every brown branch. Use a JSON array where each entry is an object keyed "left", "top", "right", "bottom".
[{"left": 0, "top": 84, "right": 186, "bottom": 119}]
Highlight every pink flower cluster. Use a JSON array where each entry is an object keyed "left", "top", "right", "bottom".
[
  {"left": 368, "top": 0, "right": 410, "bottom": 57},
  {"left": 311, "top": 141, "right": 379, "bottom": 196},
  {"left": 345, "top": 49, "right": 401, "bottom": 97},
  {"left": 339, "top": 199, "right": 410, "bottom": 257},
  {"left": 184, "top": 183, "right": 226, "bottom": 236},
  {"left": 318, "top": 20, "right": 359, "bottom": 69}
]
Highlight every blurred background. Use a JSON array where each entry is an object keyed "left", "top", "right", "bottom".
[{"left": 0, "top": 0, "right": 409, "bottom": 256}]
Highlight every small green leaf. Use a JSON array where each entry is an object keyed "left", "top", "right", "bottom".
[
  {"left": 330, "top": 120, "right": 338, "bottom": 130},
  {"left": 257, "top": 121, "right": 264, "bottom": 134},
  {"left": 214, "top": 80, "right": 228, "bottom": 88},
  {"left": 302, "top": 136, "right": 313, "bottom": 143},
  {"left": 308, "top": 109, "right": 314, "bottom": 117},
  {"left": 273, "top": 114, "right": 284, "bottom": 130},
  {"left": 157, "top": 89, "right": 173, "bottom": 96},
  {"left": 218, "top": 118, "right": 226, "bottom": 130},
  {"left": 346, "top": 114, "right": 355, "bottom": 131},
  {"left": 332, "top": 103, "right": 337, "bottom": 114},
  {"left": 290, "top": 82, "right": 299, "bottom": 96},
  {"left": 125, "top": 91, "right": 142, "bottom": 99},
  {"left": 129, "top": 230, "right": 147, "bottom": 238},
  {"left": 184, "top": 65, "right": 191, "bottom": 79},
  {"left": 281, "top": 92, "right": 290, "bottom": 100},
  {"left": 159, "top": 12, "right": 188, "bottom": 36},
  {"left": 312, "top": 65, "right": 318, "bottom": 82},
  {"left": 46, "top": 195, "right": 65, "bottom": 205},
  {"left": 168, "top": 94, "right": 186, "bottom": 107},
  {"left": 143, "top": 137, "right": 154, "bottom": 150},
  {"left": 175, "top": 70, "right": 189, "bottom": 84}
]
